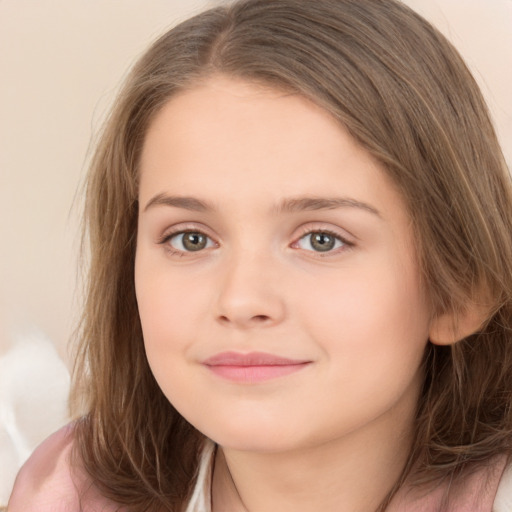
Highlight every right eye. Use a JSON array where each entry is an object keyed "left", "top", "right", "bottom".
[{"left": 165, "top": 231, "right": 216, "bottom": 253}]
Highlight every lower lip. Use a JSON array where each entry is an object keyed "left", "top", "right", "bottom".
[{"left": 206, "top": 363, "right": 310, "bottom": 383}]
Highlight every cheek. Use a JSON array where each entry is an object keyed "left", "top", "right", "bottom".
[
  {"left": 135, "top": 265, "right": 209, "bottom": 408},
  {"left": 300, "top": 257, "right": 430, "bottom": 368},
  {"left": 294, "top": 262, "right": 429, "bottom": 435},
  {"left": 135, "top": 256, "right": 209, "bottom": 361}
]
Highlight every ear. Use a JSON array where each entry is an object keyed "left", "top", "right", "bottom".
[{"left": 429, "top": 299, "right": 491, "bottom": 346}]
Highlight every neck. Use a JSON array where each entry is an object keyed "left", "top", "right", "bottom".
[{"left": 211, "top": 383, "right": 418, "bottom": 512}]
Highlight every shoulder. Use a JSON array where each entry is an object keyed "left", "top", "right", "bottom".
[
  {"left": 8, "top": 424, "right": 81, "bottom": 511},
  {"left": 8, "top": 423, "right": 123, "bottom": 512},
  {"left": 494, "top": 461, "right": 512, "bottom": 512}
]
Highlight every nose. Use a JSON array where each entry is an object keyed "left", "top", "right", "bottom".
[{"left": 214, "top": 251, "right": 286, "bottom": 330}]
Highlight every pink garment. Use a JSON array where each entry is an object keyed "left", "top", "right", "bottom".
[
  {"left": 8, "top": 425, "right": 508, "bottom": 511},
  {"left": 387, "top": 457, "right": 508, "bottom": 512},
  {"left": 8, "top": 425, "right": 125, "bottom": 512}
]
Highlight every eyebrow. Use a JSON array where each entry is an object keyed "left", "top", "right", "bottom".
[
  {"left": 273, "top": 197, "right": 380, "bottom": 216},
  {"left": 144, "top": 194, "right": 211, "bottom": 213},
  {"left": 143, "top": 193, "right": 381, "bottom": 217}
]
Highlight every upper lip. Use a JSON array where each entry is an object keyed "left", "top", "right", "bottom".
[{"left": 203, "top": 351, "right": 310, "bottom": 366}]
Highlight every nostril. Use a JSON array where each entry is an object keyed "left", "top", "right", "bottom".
[
  {"left": 253, "top": 315, "right": 270, "bottom": 322},
  {"left": 218, "top": 314, "right": 270, "bottom": 324}
]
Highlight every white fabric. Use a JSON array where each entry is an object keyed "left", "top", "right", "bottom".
[
  {"left": 184, "top": 439, "right": 215, "bottom": 512},
  {"left": 494, "top": 461, "right": 512, "bottom": 512},
  {"left": 0, "top": 332, "right": 70, "bottom": 505}
]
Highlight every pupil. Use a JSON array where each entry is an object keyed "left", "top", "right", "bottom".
[
  {"left": 311, "top": 233, "right": 335, "bottom": 252},
  {"left": 183, "top": 233, "right": 206, "bottom": 251}
]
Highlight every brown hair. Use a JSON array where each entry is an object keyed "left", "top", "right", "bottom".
[{"left": 71, "top": 0, "right": 512, "bottom": 510}]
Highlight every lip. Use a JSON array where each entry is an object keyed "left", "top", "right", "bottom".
[{"left": 202, "top": 351, "right": 312, "bottom": 383}]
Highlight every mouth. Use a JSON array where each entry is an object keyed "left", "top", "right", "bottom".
[{"left": 202, "top": 351, "right": 312, "bottom": 383}]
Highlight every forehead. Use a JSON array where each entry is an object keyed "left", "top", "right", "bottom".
[
  {"left": 138, "top": 75, "right": 406, "bottom": 223},
  {"left": 141, "top": 76, "right": 344, "bottom": 167}
]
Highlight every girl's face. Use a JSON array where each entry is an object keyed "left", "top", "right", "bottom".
[{"left": 135, "top": 76, "right": 432, "bottom": 452}]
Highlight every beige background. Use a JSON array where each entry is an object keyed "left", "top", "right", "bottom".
[{"left": 0, "top": 0, "right": 511, "bottom": 503}]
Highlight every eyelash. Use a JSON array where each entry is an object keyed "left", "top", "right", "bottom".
[
  {"left": 293, "top": 227, "right": 353, "bottom": 256},
  {"left": 158, "top": 228, "right": 216, "bottom": 258},
  {"left": 157, "top": 226, "right": 354, "bottom": 258}
]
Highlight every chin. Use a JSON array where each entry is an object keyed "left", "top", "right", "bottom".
[
  {"left": 194, "top": 417, "right": 312, "bottom": 453},
  {"left": 216, "top": 434, "right": 299, "bottom": 453}
]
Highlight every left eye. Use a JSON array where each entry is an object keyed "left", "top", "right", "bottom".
[
  {"left": 296, "top": 231, "right": 345, "bottom": 253},
  {"left": 167, "top": 231, "right": 215, "bottom": 252}
]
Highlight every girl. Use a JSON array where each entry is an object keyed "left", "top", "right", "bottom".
[{"left": 8, "top": 0, "right": 512, "bottom": 510}]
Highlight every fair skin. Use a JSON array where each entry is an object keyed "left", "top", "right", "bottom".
[{"left": 135, "top": 75, "right": 435, "bottom": 512}]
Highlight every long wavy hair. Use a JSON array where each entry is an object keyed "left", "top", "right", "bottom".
[{"left": 71, "top": 0, "right": 512, "bottom": 510}]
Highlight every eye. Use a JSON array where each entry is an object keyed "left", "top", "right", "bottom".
[
  {"left": 164, "top": 230, "right": 216, "bottom": 253},
  {"left": 295, "top": 230, "right": 348, "bottom": 253}
]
